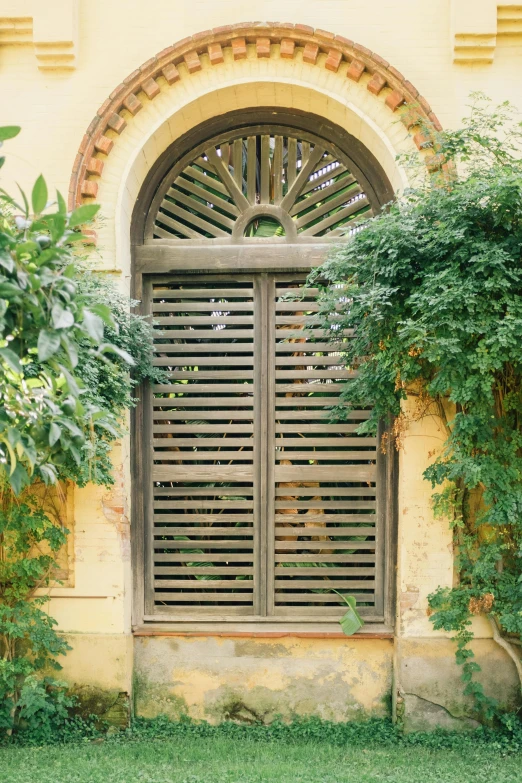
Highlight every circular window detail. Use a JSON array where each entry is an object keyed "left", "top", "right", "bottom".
[{"left": 148, "top": 126, "right": 374, "bottom": 243}]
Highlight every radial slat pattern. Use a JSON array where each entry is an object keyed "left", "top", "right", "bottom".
[{"left": 152, "top": 129, "right": 373, "bottom": 240}]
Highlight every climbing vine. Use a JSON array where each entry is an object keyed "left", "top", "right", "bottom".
[{"left": 310, "top": 94, "right": 522, "bottom": 719}]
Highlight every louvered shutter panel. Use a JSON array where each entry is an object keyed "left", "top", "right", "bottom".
[
  {"left": 149, "top": 279, "right": 259, "bottom": 615},
  {"left": 269, "top": 279, "right": 382, "bottom": 618},
  {"left": 143, "top": 274, "right": 387, "bottom": 621}
]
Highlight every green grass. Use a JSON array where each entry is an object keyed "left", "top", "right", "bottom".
[{"left": 1, "top": 735, "right": 522, "bottom": 783}]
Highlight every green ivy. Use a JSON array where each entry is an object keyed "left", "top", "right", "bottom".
[{"left": 309, "top": 94, "right": 522, "bottom": 720}]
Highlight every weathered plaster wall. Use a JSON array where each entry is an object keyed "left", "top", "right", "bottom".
[
  {"left": 134, "top": 636, "right": 393, "bottom": 722},
  {"left": 1, "top": 0, "right": 521, "bottom": 726}
]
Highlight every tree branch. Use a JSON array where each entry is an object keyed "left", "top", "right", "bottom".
[{"left": 488, "top": 615, "right": 522, "bottom": 693}]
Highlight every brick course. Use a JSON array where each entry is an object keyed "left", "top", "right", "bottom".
[{"left": 68, "top": 23, "right": 442, "bottom": 209}]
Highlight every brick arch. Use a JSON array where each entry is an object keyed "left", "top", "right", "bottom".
[{"left": 69, "top": 22, "right": 442, "bottom": 210}]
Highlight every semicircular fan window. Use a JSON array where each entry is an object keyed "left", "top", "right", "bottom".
[{"left": 150, "top": 128, "right": 373, "bottom": 241}]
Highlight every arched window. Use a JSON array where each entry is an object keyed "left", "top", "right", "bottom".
[{"left": 132, "top": 110, "right": 396, "bottom": 631}]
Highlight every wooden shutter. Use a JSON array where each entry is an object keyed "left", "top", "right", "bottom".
[
  {"left": 147, "top": 277, "right": 260, "bottom": 615},
  {"left": 143, "top": 274, "right": 386, "bottom": 621},
  {"left": 268, "top": 278, "right": 383, "bottom": 619}
]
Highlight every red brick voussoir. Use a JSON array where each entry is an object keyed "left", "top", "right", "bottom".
[{"left": 69, "top": 22, "right": 442, "bottom": 211}]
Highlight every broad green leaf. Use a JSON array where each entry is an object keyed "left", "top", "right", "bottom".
[
  {"left": 59, "top": 366, "right": 81, "bottom": 397},
  {"left": 0, "top": 282, "right": 23, "bottom": 297},
  {"left": 335, "top": 593, "right": 364, "bottom": 636},
  {"left": 31, "top": 175, "right": 48, "bottom": 215},
  {"left": 9, "top": 462, "right": 29, "bottom": 495},
  {"left": 69, "top": 444, "right": 81, "bottom": 464},
  {"left": 101, "top": 343, "right": 135, "bottom": 365},
  {"left": 39, "top": 463, "right": 57, "bottom": 484},
  {"left": 0, "top": 251, "right": 14, "bottom": 273},
  {"left": 51, "top": 303, "right": 74, "bottom": 330},
  {"left": 25, "top": 377, "right": 43, "bottom": 388},
  {"left": 16, "top": 184, "right": 29, "bottom": 217},
  {"left": 0, "top": 126, "right": 21, "bottom": 142},
  {"left": 90, "top": 303, "right": 115, "bottom": 327},
  {"left": 60, "top": 334, "right": 78, "bottom": 368},
  {"left": 82, "top": 309, "right": 104, "bottom": 342},
  {"left": 68, "top": 203, "right": 100, "bottom": 228},
  {"left": 56, "top": 190, "right": 67, "bottom": 215},
  {"left": 0, "top": 434, "right": 17, "bottom": 473},
  {"left": 96, "top": 420, "right": 119, "bottom": 438},
  {"left": 37, "top": 329, "right": 61, "bottom": 361},
  {"left": 49, "top": 422, "right": 61, "bottom": 447},
  {"left": 46, "top": 214, "right": 66, "bottom": 243},
  {"left": 0, "top": 347, "right": 22, "bottom": 373}
]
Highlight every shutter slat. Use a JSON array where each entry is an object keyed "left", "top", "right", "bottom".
[{"left": 274, "top": 451, "right": 376, "bottom": 461}]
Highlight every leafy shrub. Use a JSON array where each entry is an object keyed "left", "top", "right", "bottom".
[
  {"left": 8, "top": 712, "right": 522, "bottom": 755},
  {"left": 0, "top": 127, "right": 158, "bottom": 738},
  {"left": 309, "top": 94, "right": 522, "bottom": 718}
]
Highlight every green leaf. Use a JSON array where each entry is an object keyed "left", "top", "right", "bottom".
[
  {"left": 336, "top": 594, "right": 364, "bottom": 636},
  {"left": 82, "top": 309, "right": 104, "bottom": 343},
  {"left": 31, "top": 175, "right": 48, "bottom": 215},
  {"left": 9, "top": 462, "right": 29, "bottom": 495},
  {"left": 60, "top": 334, "right": 78, "bottom": 368},
  {"left": 96, "top": 420, "right": 120, "bottom": 438},
  {"left": 39, "top": 463, "right": 57, "bottom": 484},
  {"left": 0, "top": 347, "right": 22, "bottom": 373},
  {"left": 90, "top": 303, "right": 115, "bottom": 328},
  {"left": 0, "top": 251, "right": 14, "bottom": 273},
  {"left": 49, "top": 423, "right": 61, "bottom": 447},
  {"left": 100, "top": 343, "right": 135, "bottom": 366},
  {"left": 59, "top": 365, "right": 81, "bottom": 397},
  {"left": 51, "top": 303, "right": 74, "bottom": 330},
  {"left": 68, "top": 203, "right": 100, "bottom": 228},
  {"left": 56, "top": 190, "right": 67, "bottom": 215},
  {"left": 37, "top": 329, "right": 61, "bottom": 361},
  {"left": 25, "top": 377, "right": 43, "bottom": 389},
  {"left": 46, "top": 214, "right": 66, "bottom": 243},
  {"left": 0, "top": 126, "right": 21, "bottom": 142},
  {"left": 16, "top": 184, "right": 29, "bottom": 217},
  {"left": 0, "top": 282, "right": 23, "bottom": 297}
]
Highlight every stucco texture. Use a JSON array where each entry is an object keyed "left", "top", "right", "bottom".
[
  {"left": 1, "top": 0, "right": 521, "bottom": 727},
  {"left": 134, "top": 636, "right": 393, "bottom": 722}
]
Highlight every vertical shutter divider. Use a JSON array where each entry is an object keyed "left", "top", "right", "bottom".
[
  {"left": 254, "top": 275, "right": 267, "bottom": 616},
  {"left": 373, "top": 420, "right": 386, "bottom": 617},
  {"left": 143, "top": 276, "right": 155, "bottom": 616},
  {"left": 265, "top": 275, "right": 277, "bottom": 616}
]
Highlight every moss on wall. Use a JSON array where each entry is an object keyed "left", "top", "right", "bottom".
[{"left": 69, "top": 685, "right": 130, "bottom": 728}]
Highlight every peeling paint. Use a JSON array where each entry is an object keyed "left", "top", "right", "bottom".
[{"left": 101, "top": 463, "right": 130, "bottom": 561}]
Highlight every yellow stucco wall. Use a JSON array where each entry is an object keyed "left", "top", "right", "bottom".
[
  {"left": 134, "top": 636, "right": 393, "bottom": 722},
  {"left": 1, "top": 0, "right": 521, "bottom": 725}
]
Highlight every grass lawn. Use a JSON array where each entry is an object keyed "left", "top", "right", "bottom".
[{"left": 1, "top": 736, "right": 521, "bottom": 783}]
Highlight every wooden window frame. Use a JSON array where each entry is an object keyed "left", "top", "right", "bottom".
[{"left": 131, "top": 109, "right": 397, "bottom": 634}]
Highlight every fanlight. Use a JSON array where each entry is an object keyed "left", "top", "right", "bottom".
[{"left": 147, "top": 126, "right": 374, "bottom": 242}]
